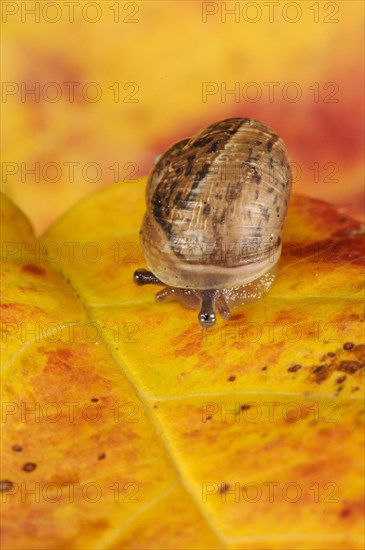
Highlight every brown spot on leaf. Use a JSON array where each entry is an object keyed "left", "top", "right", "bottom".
[
  {"left": 22, "top": 264, "right": 46, "bottom": 276},
  {"left": 12, "top": 444, "right": 22, "bottom": 452},
  {"left": 343, "top": 342, "right": 354, "bottom": 350},
  {"left": 98, "top": 453, "right": 106, "bottom": 460},
  {"left": 338, "top": 361, "right": 363, "bottom": 374},
  {"left": 311, "top": 364, "right": 332, "bottom": 383},
  {"left": 288, "top": 364, "right": 301, "bottom": 373},
  {"left": 336, "top": 375, "right": 347, "bottom": 384},
  {"left": 23, "top": 462, "right": 37, "bottom": 472},
  {"left": 0, "top": 480, "right": 14, "bottom": 492},
  {"left": 353, "top": 344, "right": 365, "bottom": 362},
  {"left": 228, "top": 375, "right": 236, "bottom": 381},
  {"left": 219, "top": 483, "right": 230, "bottom": 494}
]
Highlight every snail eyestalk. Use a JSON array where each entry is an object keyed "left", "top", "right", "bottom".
[{"left": 198, "top": 290, "right": 217, "bottom": 328}]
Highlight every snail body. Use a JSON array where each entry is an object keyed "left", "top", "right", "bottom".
[{"left": 134, "top": 117, "right": 292, "bottom": 327}]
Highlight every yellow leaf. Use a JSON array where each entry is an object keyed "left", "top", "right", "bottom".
[{"left": 1, "top": 182, "right": 364, "bottom": 549}]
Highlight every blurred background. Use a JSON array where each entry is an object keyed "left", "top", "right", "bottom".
[{"left": 2, "top": 0, "right": 364, "bottom": 234}]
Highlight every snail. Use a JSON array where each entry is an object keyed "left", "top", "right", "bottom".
[{"left": 134, "top": 117, "right": 292, "bottom": 327}]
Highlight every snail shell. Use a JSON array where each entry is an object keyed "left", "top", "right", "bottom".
[{"left": 134, "top": 117, "right": 292, "bottom": 327}]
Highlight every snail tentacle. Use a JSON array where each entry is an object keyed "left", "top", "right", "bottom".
[
  {"left": 199, "top": 290, "right": 218, "bottom": 328},
  {"left": 156, "top": 287, "right": 201, "bottom": 310},
  {"left": 133, "top": 268, "right": 163, "bottom": 286}
]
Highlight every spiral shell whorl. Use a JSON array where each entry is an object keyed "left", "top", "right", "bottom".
[{"left": 140, "top": 117, "right": 292, "bottom": 290}]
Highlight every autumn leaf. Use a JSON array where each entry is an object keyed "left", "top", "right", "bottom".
[{"left": 1, "top": 182, "right": 364, "bottom": 550}]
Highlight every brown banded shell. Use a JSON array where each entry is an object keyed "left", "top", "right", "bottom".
[{"left": 134, "top": 117, "right": 292, "bottom": 326}]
